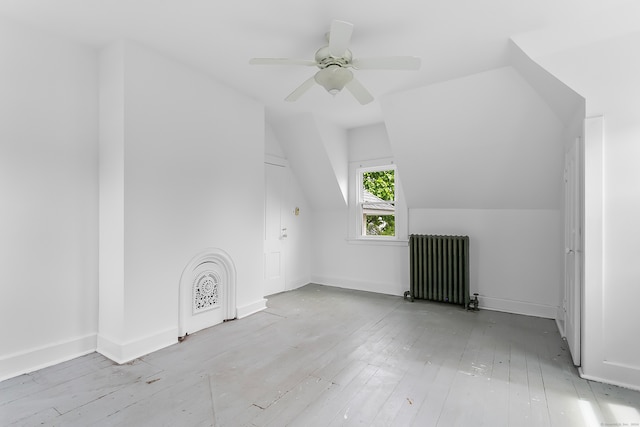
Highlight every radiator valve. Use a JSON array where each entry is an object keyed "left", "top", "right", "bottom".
[
  {"left": 467, "top": 293, "right": 479, "bottom": 311},
  {"left": 403, "top": 291, "right": 414, "bottom": 302}
]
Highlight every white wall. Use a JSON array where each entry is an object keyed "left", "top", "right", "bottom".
[
  {"left": 410, "top": 209, "right": 562, "bottom": 318},
  {"left": 97, "top": 40, "right": 265, "bottom": 363},
  {"left": 0, "top": 19, "right": 99, "bottom": 380},
  {"left": 311, "top": 210, "right": 409, "bottom": 296},
  {"left": 98, "top": 40, "right": 126, "bottom": 352},
  {"left": 521, "top": 30, "right": 640, "bottom": 390},
  {"left": 377, "top": 67, "right": 565, "bottom": 318},
  {"left": 310, "top": 123, "right": 409, "bottom": 296},
  {"left": 265, "top": 122, "right": 286, "bottom": 158},
  {"left": 382, "top": 67, "right": 565, "bottom": 210}
]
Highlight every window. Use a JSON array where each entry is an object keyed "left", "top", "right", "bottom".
[
  {"left": 348, "top": 159, "right": 406, "bottom": 244},
  {"left": 357, "top": 165, "right": 396, "bottom": 237}
]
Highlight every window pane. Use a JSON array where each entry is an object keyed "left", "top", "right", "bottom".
[
  {"left": 364, "top": 214, "right": 395, "bottom": 236},
  {"left": 362, "top": 170, "right": 394, "bottom": 201},
  {"left": 359, "top": 167, "right": 396, "bottom": 238}
]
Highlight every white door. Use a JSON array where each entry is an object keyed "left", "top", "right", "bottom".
[
  {"left": 564, "top": 137, "right": 581, "bottom": 366},
  {"left": 264, "top": 162, "right": 286, "bottom": 296}
]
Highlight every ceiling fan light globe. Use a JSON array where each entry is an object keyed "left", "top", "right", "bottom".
[{"left": 314, "top": 65, "right": 353, "bottom": 94}]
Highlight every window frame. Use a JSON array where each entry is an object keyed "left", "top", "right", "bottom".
[{"left": 348, "top": 159, "right": 407, "bottom": 245}]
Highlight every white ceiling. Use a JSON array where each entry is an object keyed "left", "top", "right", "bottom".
[{"left": 0, "top": 0, "right": 633, "bottom": 129}]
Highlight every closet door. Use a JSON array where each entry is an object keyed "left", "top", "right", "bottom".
[{"left": 264, "top": 162, "right": 286, "bottom": 296}]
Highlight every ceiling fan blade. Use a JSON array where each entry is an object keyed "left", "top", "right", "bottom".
[
  {"left": 344, "top": 77, "right": 374, "bottom": 105},
  {"left": 352, "top": 56, "right": 421, "bottom": 70},
  {"left": 328, "top": 20, "right": 354, "bottom": 57},
  {"left": 249, "top": 58, "right": 317, "bottom": 66},
  {"left": 285, "top": 76, "right": 317, "bottom": 102}
]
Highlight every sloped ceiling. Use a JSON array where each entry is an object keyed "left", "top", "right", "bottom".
[
  {"left": 1, "top": 1, "right": 636, "bottom": 213},
  {"left": 0, "top": 0, "right": 635, "bottom": 130},
  {"left": 509, "top": 41, "right": 584, "bottom": 126},
  {"left": 381, "top": 66, "right": 566, "bottom": 210},
  {"left": 270, "top": 113, "right": 347, "bottom": 210}
]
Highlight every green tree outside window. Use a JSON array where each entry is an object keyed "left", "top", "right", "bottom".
[{"left": 362, "top": 170, "right": 395, "bottom": 236}]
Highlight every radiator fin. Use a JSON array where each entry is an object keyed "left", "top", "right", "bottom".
[{"left": 409, "top": 234, "right": 470, "bottom": 306}]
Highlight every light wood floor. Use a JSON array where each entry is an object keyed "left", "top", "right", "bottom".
[{"left": 2, "top": 284, "right": 639, "bottom": 426}]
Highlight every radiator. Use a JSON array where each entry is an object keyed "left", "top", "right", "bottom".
[{"left": 407, "top": 234, "right": 470, "bottom": 307}]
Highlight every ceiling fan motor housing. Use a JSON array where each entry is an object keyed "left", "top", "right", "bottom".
[{"left": 315, "top": 46, "right": 352, "bottom": 69}]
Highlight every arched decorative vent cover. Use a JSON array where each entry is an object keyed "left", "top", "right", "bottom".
[
  {"left": 179, "top": 248, "right": 236, "bottom": 337},
  {"left": 193, "top": 271, "right": 220, "bottom": 314}
]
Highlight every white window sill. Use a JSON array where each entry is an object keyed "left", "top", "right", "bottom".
[{"left": 346, "top": 238, "right": 409, "bottom": 247}]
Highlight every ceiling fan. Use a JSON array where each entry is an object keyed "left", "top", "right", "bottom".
[{"left": 249, "top": 20, "right": 421, "bottom": 105}]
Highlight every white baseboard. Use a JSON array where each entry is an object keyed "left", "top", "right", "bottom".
[
  {"left": 555, "top": 306, "right": 565, "bottom": 337},
  {"left": 555, "top": 318, "right": 565, "bottom": 338},
  {"left": 0, "top": 333, "right": 97, "bottom": 382},
  {"left": 311, "top": 275, "right": 406, "bottom": 297},
  {"left": 479, "top": 296, "right": 557, "bottom": 319},
  {"left": 579, "top": 367, "right": 640, "bottom": 392},
  {"left": 97, "top": 327, "right": 178, "bottom": 365},
  {"left": 236, "top": 298, "right": 267, "bottom": 319},
  {"left": 312, "top": 276, "right": 557, "bottom": 319}
]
